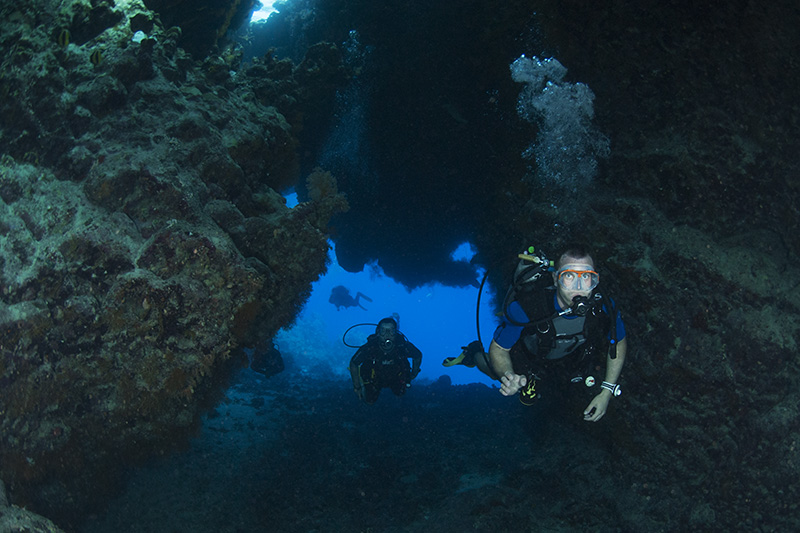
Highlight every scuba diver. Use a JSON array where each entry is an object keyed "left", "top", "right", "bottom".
[
  {"left": 348, "top": 317, "right": 422, "bottom": 405},
  {"left": 249, "top": 338, "right": 285, "bottom": 378},
  {"left": 329, "top": 285, "right": 373, "bottom": 310},
  {"left": 443, "top": 244, "right": 627, "bottom": 422}
]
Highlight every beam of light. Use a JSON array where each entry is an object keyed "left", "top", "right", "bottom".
[{"left": 250, "top": 1, "right": 280, "bottom": 23}]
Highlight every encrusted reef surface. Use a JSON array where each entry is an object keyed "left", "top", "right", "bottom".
[
  {"left": 0, "top": 479, "right": 65, "bottom": 533},
  {"left": 490, "top": 1, "right": 800, "bottom": 530},
  {"left": 0, "top": 0, "right": 347, "bottom": 526}
]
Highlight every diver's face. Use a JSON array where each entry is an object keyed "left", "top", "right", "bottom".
[
  {"left": 378, "top": 324, "right": 396, "bottom": 350},
  {"left": 554, "top": 256, "right": 597, "bottom": 308}
]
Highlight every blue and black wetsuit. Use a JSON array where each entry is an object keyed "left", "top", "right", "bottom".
[{"left": 494, "top": 287, "right": 626, "bottom": 378}]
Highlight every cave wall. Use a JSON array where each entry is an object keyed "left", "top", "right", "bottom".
[
  {"left": 0, "top": 0, "right": 347, "bottom": 524},
  {"left": 502, "top": 1, "right": 800, "bottom": 528},
  {"left": 142, "top": 0, "right": 257, "bottom": 57}
]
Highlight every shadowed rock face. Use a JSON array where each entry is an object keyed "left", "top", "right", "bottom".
[
  {"left": 142, "top": 0, "right": 256, "bottom": 58},
  {"left": 0, "top": 0, "right": 346, "bottom": 525},
  {"left": 0, "top": 479, "right": 65, "bottom": 532}
]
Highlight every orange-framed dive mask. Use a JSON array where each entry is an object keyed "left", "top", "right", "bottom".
[{"left": 557, "top": 269, "right": 599, "bottom": 291}]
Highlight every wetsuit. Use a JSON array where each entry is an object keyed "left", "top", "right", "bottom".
[
  {"left": 350, "top": 335, "right": 422, "bottom": 404},
  {"left": 494, "top": 287, "right": 626, "bottom": 380}
]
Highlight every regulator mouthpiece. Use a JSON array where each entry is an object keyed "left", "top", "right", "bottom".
[{"left": 571, "top": 295, "right": 592, "bottom": 317}]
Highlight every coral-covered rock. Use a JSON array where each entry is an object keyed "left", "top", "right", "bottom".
[
  {"left": 0, "top": 479, "right": 65, "bottom": 533},
  {"left": 0, "top": 0, "right": 347, "bottom": 527}
]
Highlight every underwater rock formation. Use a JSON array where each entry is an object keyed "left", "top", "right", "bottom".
[
  {"left": 495, "top": 1, "right": 800, "bottom": 529},
  {"left": 0, "top": 479, "right": 65, "bottom": 533},
  {"left": 0, "top": 0, "right": 347, "bottom": 526},
  {"left": 143, "top": 0, "right": 256, "bottom": 58},
  {"left": 245, "top": 0, "right": 539, "bottom": 288}
]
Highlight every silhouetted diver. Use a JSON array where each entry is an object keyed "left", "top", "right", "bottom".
[{"left": 329, "top": 285, "right": 373, "bottom": 310}]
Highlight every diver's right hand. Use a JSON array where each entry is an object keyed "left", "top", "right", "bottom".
[{"left": 500, "top": 371, "right": 527, "bottom": 396}]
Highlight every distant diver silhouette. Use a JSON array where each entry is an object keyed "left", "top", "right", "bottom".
[
  {"left": 329, "top": 285, "right": 373, "bottom": 310},
  {"left": 249, "top": 339, "right": 285, "bottom": 378}
]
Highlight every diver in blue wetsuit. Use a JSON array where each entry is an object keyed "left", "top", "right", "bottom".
[
  {"left": 349, "top": 317, "right": 422, "bottom": 405},
  {"left": 447, "top": 245, "right": 627, "bottom": 422}
]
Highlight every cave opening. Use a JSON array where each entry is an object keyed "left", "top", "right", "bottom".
[{"left": 269, "top": 234, "right": 498, "bottom": 387}]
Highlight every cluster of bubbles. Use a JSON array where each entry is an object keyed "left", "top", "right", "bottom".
[
  {"left": 342, "top": 30, "right": 371, "bottom": 73},
  {"left": 511, "top": 55, "right": 610, "bottom": 192},
  {"left": 319, "top": 30, "right": 374, "bottom": 191}
]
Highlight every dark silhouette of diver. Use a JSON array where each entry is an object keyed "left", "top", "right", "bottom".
[
  {"left": 249, "top": 339, "right": 285, "bottom": 378},
  {"left": 329, "top": 285, "right": 373, "bottom": 310}
]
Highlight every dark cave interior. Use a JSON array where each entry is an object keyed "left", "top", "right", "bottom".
[{"left": 236, "top": 0, "right": 799, "bottom": 290}]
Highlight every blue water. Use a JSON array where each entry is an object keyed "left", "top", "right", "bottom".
[
  {"left": 275, "top": 235, "right": 498, "bottom": 387},
  {"left": 275, "top": 191, "right": 498, "bottom": 384}
]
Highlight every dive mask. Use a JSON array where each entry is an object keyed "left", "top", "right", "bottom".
[{"left": 557, "top": 269, "right": 599, "bottom": 291}]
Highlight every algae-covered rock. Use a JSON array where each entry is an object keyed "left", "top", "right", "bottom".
[
  {"left": 0, "top": 479, "right": 65, "bottom": 533},
  {"left": 0, "top": 0, "right": 347, "bottom": 526}
]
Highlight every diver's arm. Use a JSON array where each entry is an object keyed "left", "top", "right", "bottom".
[
  {"left": 410, "top": 357, "right": 421, "bottom": 378},
  {"left": 349, "top": 361, "right": 360, "bottom": 387},
  {"left": 488, "top": 340, "right": 513, "bottom": 375},
  {"left": 349, "top": 352, "right": 364, "bottom": 395},
  {"left": 488, "top": 340, "right": 526, "bottom": 396},
  {"left": 602, "top": 337, "right": 626, "bottom": 387},
  {"left": 583, "top": 337, "right": 627, "bottom": 422},
  {"left": 408, "top": 343, "right": 422, "bottom": 378}
]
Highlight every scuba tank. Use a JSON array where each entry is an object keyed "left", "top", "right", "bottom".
[
  {"left": 473, "top": 244, "right": 555, "bottom": 347},
  {"left": 502, "top": 245, "right": 555, "bottom": 326}
]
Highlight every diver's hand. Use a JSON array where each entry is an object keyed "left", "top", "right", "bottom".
[
  {"left": 353, "top": 385, "right": 365, "bottom": 401},
  {"left": 499, "top": 371, "right": 526, "bottom": 396},
  {"left": 583, "top": 392, "right": 611, "bottom": 422}
]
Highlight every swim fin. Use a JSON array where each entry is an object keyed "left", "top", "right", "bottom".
[
  {"left": 442, "top": 352, "right": 467, "bottom": 367},
  {"left": 442, "top": 341, "right": 482, "bottom": 368}
]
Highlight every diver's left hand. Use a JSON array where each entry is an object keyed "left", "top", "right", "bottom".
[
  {"left": 583, "top": 392, "right": 611, "bottom": 422},
  {"left": 354, "top": 386, "right": 365, "bottom": 401}
]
